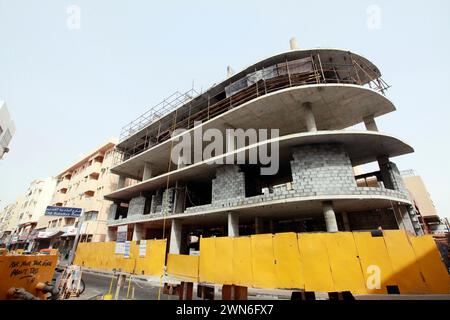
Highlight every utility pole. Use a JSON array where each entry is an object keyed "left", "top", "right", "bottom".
[{"left": 67, "top": 209, "right": 84, "bottom": 266}]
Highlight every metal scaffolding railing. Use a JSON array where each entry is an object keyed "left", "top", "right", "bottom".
[{"left": 119, "top": 89, "right": 200, "bottom": 142}]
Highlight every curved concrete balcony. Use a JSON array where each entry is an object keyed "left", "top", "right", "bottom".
[
  {"left": 105, "top": 130, "right": 413, "bottom": 202},
  {"left": 114, "top": 48, "right": 389, "bottom": 174},
  {"left": 112, "top": 84, "right": 395, "bottom": 181},
  {"left": 106, "top": 191, "right": 411, "bottom": 227}
]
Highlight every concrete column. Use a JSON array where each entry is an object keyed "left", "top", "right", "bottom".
[
  {"left": 106, "top": 228, "right": 115, "bottom": 242},
  {"left": 342, "top": 212, "right": 351, "bottom": 231},
  {"left": 290, "top": 37, "right": 299, "bottom": 50},
  {"left": 323, "top": 201, "right": 338, "bottom": 232},
  {"left": 142, "top": 162, "right": 152, "bottom": 180},
  {"left": 173, "top": 182, "right": 186, "bottom": 214},
  {"left": 393, "top": 204, "right": 416, "bottom": 235},
  {"left": 363, "top": 115, "right": 379, "bottom": 131},
  {"left": 377, "top": 156, "right": 394, "bottom": 190},
  {"left": 255, "top": 217, "right": 264, "bottom": 234},
  {"left": 169, "top": 219, "right": 182, "bottom": 254},
  {"left": 118, "top": 176, "right": 126, "bottom": 189},
  {"left": 228, "top": 213, "right": 239, "bottom": 237},
  {"left": 177, "top": 153, "right": 190, "bottom": 169},
  {"left": 269, "top": 220, "right": 274, "bottom": 233},
  {"left": 132, "top": 223, "right": 144, "bottom": 241},
  {"left": 302, "top": 102, "right": 317, "bottom": 132}
]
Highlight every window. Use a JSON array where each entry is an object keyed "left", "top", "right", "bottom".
[{"left": 84, "top": 211, "right": 98, "bottom": 221}]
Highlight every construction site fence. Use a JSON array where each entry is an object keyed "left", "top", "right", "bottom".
[
  {"left": 74, "top": 231, "right": 449, "bottom": 295},
  {"left": 74, "top": 240, "right": 167, "bottom": 276}
]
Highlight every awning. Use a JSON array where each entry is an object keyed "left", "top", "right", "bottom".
[
  {"left": 61, "top": 226, "right": 78, "bottom": 237},
  {"left": 36, "top": 230, "right": 64, "bottom": 239}
]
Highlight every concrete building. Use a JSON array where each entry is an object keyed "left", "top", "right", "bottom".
[
  {"left": 105, "top": 44, "right": 423, "bottom": 254},
  {"left": 35, "top": 139, "right": 121, "bottom": 257},
  {"left": 0, "top": 101, "right": 16, "bottom": 160},
  {"left": 8, "top": 177, "right": 57, "bottom": 251},
  {"left": 0, "top": 196, "right": 25, "bottom": 247},
  {"left": 402, "top": 169, "right": 448, "bottom": 234}
]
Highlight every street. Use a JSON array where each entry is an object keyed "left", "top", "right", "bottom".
[{"left": 76, "top": 271, "right": 181, "bottom": 300}]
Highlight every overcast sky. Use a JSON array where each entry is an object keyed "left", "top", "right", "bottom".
[{"left": 0, "top": 1, "right": 449, "bottom": 219}]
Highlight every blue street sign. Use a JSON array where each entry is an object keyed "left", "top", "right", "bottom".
[{"left": 45, "top": 206, "right": 83, "bottom": 217}]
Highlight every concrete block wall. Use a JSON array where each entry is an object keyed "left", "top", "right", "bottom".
[
  {"left": 386, "top": 162, "right": 407, "bottom": 193},
  {"left": 290, "top": 144, "right": 357, "bottom": 196},
  {"left": 150, "top": 190, "right": 163, "bottom": 214},
  {"left": 109, "top": 203, "right": 118, "bottom": 220},
  {"left": 162, "top": 188, "right": 175, "bottom": 214},
  {"left": 128, "top": 196, "right": 146, "bottom": 216},
  {"left": 211, "top": 165, "right": 245, "bottom": 203},
  {"left": 182, "top": 143, "right": 410, "bottom": 216}
]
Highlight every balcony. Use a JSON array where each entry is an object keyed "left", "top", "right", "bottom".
[
  {"left": 53, "top": 192, "right": 67, "bottom": 205},
  {"left": 57, "top": 177, "right": 70, "bottom": 190},
  {"left": 85, "top": 161, "right": 102, "bottom": 179},
  {"left": 81, "top": 198, "right": 101, "bottom": 212}
]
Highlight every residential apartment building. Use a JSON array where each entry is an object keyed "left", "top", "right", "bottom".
[
  {"left": 105, "top": 44, "right": 423, "bottom": 255},
  {"left": 401, "top": 169, "right": 448, "bottom": 234},
  {"left": 0, "top": 196, "right": 24, "bottom": 247},
  {"left": 8, "top": 177, "right": 57, "bottom": 251},
  {"left": 35, "top": 139, "right": 120, "bottom": 258},
  {"left": 0, "top": 101, "right": 16, "bottom": 160}
]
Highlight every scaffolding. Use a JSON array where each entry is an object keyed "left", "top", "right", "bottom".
[
  {"left": 113, "top": 52, "right": 390, "bottom": 167},
  {"left": 119, "top": 89, "right": 200, "bottom": 142}
]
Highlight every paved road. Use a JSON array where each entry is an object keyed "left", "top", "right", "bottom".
[{"left": 78, "top": 271, "right": 181, "bottom": 300}]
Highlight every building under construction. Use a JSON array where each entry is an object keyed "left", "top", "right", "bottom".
[{"left": 104, "top": 43, "right": 423, "bottom": 254}]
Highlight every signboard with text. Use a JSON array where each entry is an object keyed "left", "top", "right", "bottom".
[
  {"left": 139, "top": 240, "right": 147, "bottom": 257},
  {"left": 124, "top": 241, "right": 131, "bottom": 259},
  {"left": 45, "top": 206, "right": 82, "bottom": 217},
  {"left": 115, "top": 225, "right": 128, "bottom": 254}
]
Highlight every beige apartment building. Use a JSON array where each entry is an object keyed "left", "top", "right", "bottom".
[
  {"left": 0, "top": 196, "right": 24, "bottom": 246},
  {"left": 9, "top": 177, "right": 57, "bottom": 251},
  {"left": 35, "top": 139, "right": 120, "bottom": 257},
  {"left": 401, "top": 169, "right": 448, "bottom": 234}
]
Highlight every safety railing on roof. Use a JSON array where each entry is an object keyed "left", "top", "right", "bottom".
[{"left": 119, "top": 89, "right": 200, "bottom": 142}]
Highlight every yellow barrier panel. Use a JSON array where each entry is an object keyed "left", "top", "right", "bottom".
[
  {"left": 273, "top": 232, "right": 304, "bottom": 289},
  {"left": 251, "top": 234, "right": 277, "bottom": 288},
  {"left": 74, "top": 240, "right": 166, "bottom": 276},
  {"left": 135, "top": 239, "right": 166, "bottom": 276},
  {"left": 298, "top": 233, "right": 335, "bottom": 293},
  {"left": 383, "top": 230, "right": 428, "bottom": 294},
  {"left": 167, "top": 254, "right": 199, "bottom": 281},
  {"left": 409, "top": 235, "right": 450, "bottom": 294},
  {"left": 199, "top": 237, "right": 216, "bottom": 283},
  {"left": 232, "top": 237, "right": 253, "bottom": 286},
  {"left": 214, "top": 237, "right": 234, "bottom": 285},
  {"left": 324, "top": 232, "right": 367, "bottom": 294},
  {"left": 0, "top": 254, "right": 58, "bottom": 299},
  {"left": 353, "top": 232, "right": 396, "bottom": 294}
]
